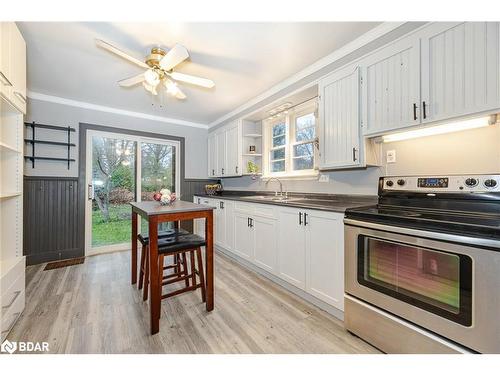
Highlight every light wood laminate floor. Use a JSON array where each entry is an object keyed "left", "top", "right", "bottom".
[{"left": 8, "top": 251, "right": 379, "bottom": 354}]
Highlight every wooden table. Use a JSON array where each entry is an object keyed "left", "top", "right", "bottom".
[{"left": 130, "top": 200, "right": 215, "bottom": 334}]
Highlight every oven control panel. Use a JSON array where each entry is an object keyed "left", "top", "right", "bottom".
[{"left": 382, "top": 175, "right": 500, "bottom": 193}]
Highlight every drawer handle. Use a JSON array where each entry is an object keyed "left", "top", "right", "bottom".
[
  {"left": 1, "top": 312, "right": 21, "bottom": 334},
  {"left": 0, "top": 71, "right": 13, "bottom": 87},
  {"left": 14, "top": 91, "right": 27, "bottom": 103},
  {"left": 2, "top": 290, "right": 21, "bottom": 310}
]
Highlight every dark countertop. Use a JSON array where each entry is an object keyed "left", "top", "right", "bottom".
[{"left": 194, "top": 190, "right": 377, "bottom": 214}]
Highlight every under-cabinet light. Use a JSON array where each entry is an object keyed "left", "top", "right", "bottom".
[{"left": 382, "top": 116, "right": 493, "bottom": 143}]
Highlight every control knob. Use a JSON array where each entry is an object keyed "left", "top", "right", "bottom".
[
  {"left": 464, "top": 178, "right": 478, "bottom": 187},
  {"left": 484, "top": 179, "right": 498, "bottom": 188},
  {"left": 397, "top": 179, "right": 406, "bottom": 186},
  {"left": 386, "top": 180, "right": 394, "bottom": 187}
]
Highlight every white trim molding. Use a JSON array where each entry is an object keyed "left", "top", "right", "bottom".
[
  {"left": 209, "top": 22, "right": 407, "bottom": 129},
  {"left": 27, "top": 91, "right": 209, "bottom": 129}
]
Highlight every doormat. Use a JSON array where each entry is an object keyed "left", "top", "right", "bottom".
[{"left": 44, "top": 257, "right": 85, "bottom": 271}]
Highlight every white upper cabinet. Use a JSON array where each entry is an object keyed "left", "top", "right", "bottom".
[
  {"left": 225, "top": 122, "right": 241, "bottom": 177},
  {"left": 216, "top": 131, "right": 226, "bottom": 177},
  {"left": 207, "top": 133, "right": 217, "bottom": 178},
  {"left": 0, "top": 23, "right": 26, "bottom": 114},
  {"left": 420, "top": 22, "right": 500, "bottom": 124},
  {"left": 319, "top": 66, "right": 362, "bottom": 169},
  {"left": 208, "top": 120, "right": 242, "bottom": 178},
  {"left": 361, "top": 36, "right": 421, "bottom": 136}
]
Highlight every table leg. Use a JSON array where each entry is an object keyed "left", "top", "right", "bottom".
[
  {"left": 131, "top": 211, "right": 138, "bottom": 285},
  {"left": 205, "top": 210, "right": 214, "bottom": 311},
  {"left": 148, "top": 216, "right": 160, "bottom": 334}
]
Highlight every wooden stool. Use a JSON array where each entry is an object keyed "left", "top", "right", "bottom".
[
  {"left": 141, "top": 233, "right": 207, "bottom": 307},
  {"left": 138, "top": 228, "right": 188, "bottom": 300}
]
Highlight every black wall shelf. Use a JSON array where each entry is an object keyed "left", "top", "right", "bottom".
[{"left": 24, "top": 121, "right": 76, "bottom": 169}]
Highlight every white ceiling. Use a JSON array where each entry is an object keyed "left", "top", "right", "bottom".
[{"left": 18, "top": 22, "right": 380, "bottom": 126}]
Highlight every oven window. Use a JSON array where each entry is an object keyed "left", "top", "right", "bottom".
[{"left": 357, "top": 236, "right": 472, "bottom": 326}]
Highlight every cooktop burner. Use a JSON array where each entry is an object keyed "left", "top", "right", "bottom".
[{"left": 345, "top": 174, "right": 500, "bottom": 240}]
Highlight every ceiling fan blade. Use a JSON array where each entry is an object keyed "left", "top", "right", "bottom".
[
  {"left": 95, "top": 39, "right": 148, "bottom": 69},
  {"left": 169, "top": 71, "right": 215, "bottom": 88},
  {"left": 118, "top": 73, "right": 145, "bottom": 87},
  {"left": 159, "top": 44, "right": 190, "bottom": 71},
  {"left": 174, "top": 87, "right": 187, "bottom": 100}
]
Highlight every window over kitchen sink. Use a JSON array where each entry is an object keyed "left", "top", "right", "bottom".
[{"left": 263, "top": 98, "right": 318, "bottom": 178}]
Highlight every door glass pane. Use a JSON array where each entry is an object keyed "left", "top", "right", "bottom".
[
  {"left": 91, "top": 137, "right": 136, "bottom": 247},
  {"left": 140, "top": 142, "right": 176, "bottom": 234},
  {"left": 363, "top": 238, "right": 461, "bottom": 313}
]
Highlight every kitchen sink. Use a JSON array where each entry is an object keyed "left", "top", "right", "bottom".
[{"left": 239, "top": 195, "right": 292, "bottom": 202}]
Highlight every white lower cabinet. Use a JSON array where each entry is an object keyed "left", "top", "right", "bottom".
[
  {"left": 194, "top": 196, "right": 345, "bottom": 312},
  {"left": 277, "top": 207, "right": 345, "bottom": 309},
  {"left": 277, "top": 207, "right": 306, "bottom": 289},
  {"left": 252, "top": 216, "right": 278, "bottom": 274},
  {"left": 233, "top": 211, "right": 254, "bottom": 260},
  {"left": 304, "top": 210, "right": 344, "bottom": 311}
]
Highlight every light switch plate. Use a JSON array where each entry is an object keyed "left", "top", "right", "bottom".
[
  {"left": 386, "top": 150, "right": 396, "bottom": 163},
  {"left": 319, "top": 174, "right": 329, "bottom": 182}
]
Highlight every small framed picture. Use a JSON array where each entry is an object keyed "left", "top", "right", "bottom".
[{"left": 249, "top": 145, "right": 256, "bottom": 153}]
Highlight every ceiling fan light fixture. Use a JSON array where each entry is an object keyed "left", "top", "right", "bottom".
[
  {"left": 165, "top": 80, "right": 180, "bottom": 96},
  {"left": 144, "top": 69, "right": 160, "bottom": 86}
]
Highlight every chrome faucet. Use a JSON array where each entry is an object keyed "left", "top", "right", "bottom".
[{"left": 266, "top": 177, "right": 286, "bottom": 198}]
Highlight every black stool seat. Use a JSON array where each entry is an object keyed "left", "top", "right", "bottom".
[
  {"left": 138, "top": 228, "right": 188, "bottom": 245},
  {"left": 157, "top": 234, "right": 206, "bottom": 254}
]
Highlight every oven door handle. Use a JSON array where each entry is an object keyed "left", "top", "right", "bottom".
[{"left": 343, "top": 218, "right": 500, "bottom": 250}]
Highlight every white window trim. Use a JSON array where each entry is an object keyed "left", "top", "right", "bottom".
[{"left": 263, "top": 99, "right": 318, "bottom": 178}]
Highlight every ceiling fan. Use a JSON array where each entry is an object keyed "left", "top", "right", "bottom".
[{"left": 96, "top": 39, "right": 215, "bottom": 100}]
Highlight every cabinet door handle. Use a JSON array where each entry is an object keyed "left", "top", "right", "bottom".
[
  {"left": 0, "top": 71, "right": 13, "bottom": 87},
  {"left": 235, "top": 166, "right": 238, "bottom": 174},
  {"left": 87, "top": 184, "right": 94, "bottom": 200},
  {"left": 221, "top": 168, "right": 224, "bottom": 175},
  {"left": 413, "top": 103, "right": 418, "bottom": 121},
  {"left": 352, "top": 147, "right": 357, "bottom": 162},
  {"left": 212, "top": 169, "right": 215, "bottom": 176},
  {"left": 247, "top": 217, "right": 250, "bottom": 227},
  {"left": 304, "top": 213, "right": 308, "bottom": 226},
  {"left": 299, "top": 212, "right": 303, "bottom": 226},
  {"left": 14, "top": 91, "right": 26, "bottom": 103},
  {"left": 249, "top": 218, "right": 253, "bottom": 228},
  {"left": 220, "top": 201, "right": 224, "bottom": 209},
  {"left": 422, "top": 101, "right": 427, "bottom": 119}
]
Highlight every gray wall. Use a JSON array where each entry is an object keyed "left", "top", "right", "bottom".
[
  {"left": 222, "top": 124, "right": 500, "bottom": 196},
  {"left": 24, "top": 98, "right": 208, "bottom": 178}
]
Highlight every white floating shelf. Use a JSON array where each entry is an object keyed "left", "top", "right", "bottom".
[
  {"left": 0, "top": 141, "right": 20, "bottom": 153},
  {"left": 0, "top": 191, "right": 22, "bottom": 199},
  {"left": 243, "top": 134, "right": 262, "bottom": 138},
  {"left": 243, "top": 153, "right": 262, "bottom": 157}
]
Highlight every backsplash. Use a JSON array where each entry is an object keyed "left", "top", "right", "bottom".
[{"left": 222, "top": 124, "right": 500, "bottom": 195}]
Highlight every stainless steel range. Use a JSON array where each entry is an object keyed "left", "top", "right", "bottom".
[{"left": 344, "top": 174, "right": 500, "bottom": 354}]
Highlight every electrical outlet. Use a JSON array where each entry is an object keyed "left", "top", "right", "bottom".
[
  {"left": 318, "top": 174, "right": 330, "bottom": 182},
  {"left": 386, "top": 150, "right": 396, "bottom": 163}
]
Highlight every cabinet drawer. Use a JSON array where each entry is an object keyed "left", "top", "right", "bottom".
[
  {"left": 234, "top": 202, "right": 255, "bottom": 214},
  {"left": 1, "top": 256, "right": 25, "bottom": 296},
  {"left": 1, "top": 289, "right": 25, "bottom": 342},
  {"left": 253, "top": 204, "right": 277, "bottom": 219}
]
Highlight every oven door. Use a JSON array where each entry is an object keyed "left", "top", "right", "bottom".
[{"left": 344, "top": 219, "right": 500, "bottom": 354}]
